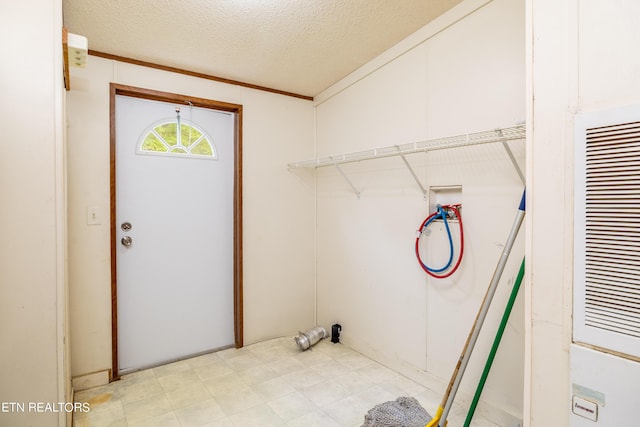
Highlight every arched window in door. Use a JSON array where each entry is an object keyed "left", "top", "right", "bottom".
[{"left": 138, "top": 120, "right": 217, "bottom": 160}]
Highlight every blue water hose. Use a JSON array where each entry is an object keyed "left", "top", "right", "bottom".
[
  {"left": 415, "top": 204, "right": 464, "bottom": 279},
  {"left": 420, "top": 205, "right": 454, "bottom": 273}
]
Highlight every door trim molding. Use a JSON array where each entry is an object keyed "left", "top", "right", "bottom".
[{"left": 109, "top": 83, "right": 243, "bottom": 380}]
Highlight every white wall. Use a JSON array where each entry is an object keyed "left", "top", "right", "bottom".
[
  {"left": 67, "top": 58, "right": 315, "bottom": 381},
  {"left": 0, "top": 0, "right": 68, "bottom": 426},
  {"left": 526, "top": 0, "right": 640, "bottom": 425},
  {"left": 313, "top": 0, "right": 525, "bottom": 423}
]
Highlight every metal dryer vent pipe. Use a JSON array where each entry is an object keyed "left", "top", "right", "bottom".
[{"left": 295, "top": 326, "right": 329, "bottom": 351}]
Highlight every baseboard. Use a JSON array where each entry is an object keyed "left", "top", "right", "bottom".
[{"left": 71, "top": 369, "right": 110, "bottom": 391}]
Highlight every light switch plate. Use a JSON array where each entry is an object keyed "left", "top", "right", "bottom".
[{"left": 87, "top": 206, "right": 100, "bottom": 225}]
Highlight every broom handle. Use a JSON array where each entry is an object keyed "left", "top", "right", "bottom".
[
  {"left": 463, "top": 258, "right": 526, "bottom": 426},
  {"left": 438, "top": 191, "right": 525, "bottom": 427}
]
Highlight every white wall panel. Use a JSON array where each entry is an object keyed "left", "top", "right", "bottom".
[
  {"left": 315, "top": 0, "right": 525, "bottom": 422},
  {"left": 0, "top": 0, "right": 67, "bottom": 425},
  {"left": 578, "top": 1, "right": 640, "bottom": 110},
  {"left": 527, "top": 1, "right": 640, "bottom": 426}
]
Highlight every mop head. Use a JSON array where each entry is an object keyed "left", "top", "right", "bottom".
[{"left": 362, "top": 396, "right": 432, "bottom": 427}]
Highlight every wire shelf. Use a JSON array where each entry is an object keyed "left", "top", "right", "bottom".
[{"left": 288, "top": 125, "right": 526, "bottom": 169}]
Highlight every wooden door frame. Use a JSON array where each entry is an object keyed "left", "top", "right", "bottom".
[{"left": 109, "top": 83, "right": 243, "bottom": 380}]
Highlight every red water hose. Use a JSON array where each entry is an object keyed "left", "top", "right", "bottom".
[{"left": 415, "top": 204, "right": 464, "bottom": 279}]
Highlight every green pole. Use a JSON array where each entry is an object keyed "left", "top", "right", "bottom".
[{"left": 463, "top": 258, "right": 525, "bottom": 427}]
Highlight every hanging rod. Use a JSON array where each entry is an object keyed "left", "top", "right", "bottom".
[{"left": 288, "top": 125, "right": 526, "bottom": 169}]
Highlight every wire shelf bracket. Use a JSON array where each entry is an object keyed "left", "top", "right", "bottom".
[
  {"left": 498, "top": 129, "right": 525, "bottom": 184},
  {"left": 398, "top": 150, "right": 428, "bottom": 199},
  {"left": 334, "top": 162, "right": 361, "bottom": 199}
]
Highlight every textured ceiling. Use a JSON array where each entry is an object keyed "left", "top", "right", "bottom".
[{"left": 63, "top": 0, "right": 463, "bottom": 98}]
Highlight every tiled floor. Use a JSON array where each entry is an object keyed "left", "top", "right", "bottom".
[{"left": 74, "top": 337, "right": 499, "bottom": 427}]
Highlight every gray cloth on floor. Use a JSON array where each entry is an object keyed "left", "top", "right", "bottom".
[{"left": 362, "top": 396, "right": 432, "bottom": 427}]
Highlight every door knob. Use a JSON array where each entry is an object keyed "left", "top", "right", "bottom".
[{"left": 121, "top": 236, "right": 133, "bottom": 247}]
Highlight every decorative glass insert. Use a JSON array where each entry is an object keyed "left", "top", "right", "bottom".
[{"left": 138, "top": 109, "right": 217, "bottom": 159}]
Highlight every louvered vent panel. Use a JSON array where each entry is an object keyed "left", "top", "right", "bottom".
[{"left": 584, "top": 121, "right": 640, "bottom": 339}]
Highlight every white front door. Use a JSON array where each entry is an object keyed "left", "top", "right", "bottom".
[{"left": 115, "top": 94, "right": 235, "bottom": 373}]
